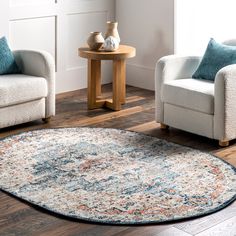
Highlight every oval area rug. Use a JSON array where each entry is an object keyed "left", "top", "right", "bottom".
[{"left": 0, "top": 128, "right": 236, "bottom": 225}]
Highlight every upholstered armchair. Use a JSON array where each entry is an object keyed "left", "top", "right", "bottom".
[
  {"left": 155, "top": 40, "right": 236, "bottom": 147},
  {"left": 0, "top": 50, "right": 55, "bottom": 129}
]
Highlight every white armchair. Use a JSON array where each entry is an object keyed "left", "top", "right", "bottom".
[
  {"left": 155, "top": 41, "right": 236, "bottom": 147},
  {"left": 0, "top": 50, "right": 55, "bottom": 129}
]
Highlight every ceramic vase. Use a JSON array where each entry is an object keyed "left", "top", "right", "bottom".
[
  {"left": 104, "top": 21, "right": 120, "bottom": 43},
  {"left": 87, "top": 32, "right": 104, "bottom": 51}
]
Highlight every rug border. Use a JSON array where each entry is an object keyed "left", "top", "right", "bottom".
[{"left": 0, "top": 127, "right": 236, "bottom": 225}]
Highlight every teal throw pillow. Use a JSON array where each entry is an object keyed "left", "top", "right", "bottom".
[
  {"left": 192, "top": 38, "right": 236, "bottom": 81},
  {"left": 0, "top": 36, "right": 21, "bottom": 75}
]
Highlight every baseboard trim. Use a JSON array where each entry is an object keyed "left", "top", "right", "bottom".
[
  {"left": 126, "top": 63, "right": 155, "bottom": 91},
  {"left": 56, "top": 63, "right": 155, "bottom": 94}
]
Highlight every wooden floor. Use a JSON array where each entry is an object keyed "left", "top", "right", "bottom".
[{"left": 0, "top": 85, "right": 236, "bottom": 236}]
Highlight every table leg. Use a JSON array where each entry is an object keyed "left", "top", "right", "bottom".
[
  {"left": 96, "top": 62, "right": 102, "bottom": 97},
  {"left": 120, "top": 59, "right": 126, "bottom": 104},
  {"left": 87, "top": 59, "right": 102, "bottom": 109},
  {"left": 112, "top": 60, "right": 122, "bottom": 111},
  {"left": 105, "top": 59, "right": 126, "bottom": 111}
]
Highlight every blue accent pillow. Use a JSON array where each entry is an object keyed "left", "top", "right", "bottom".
[
  {"left": 0, "top": 36, "right": 21, "bottom": 75},
  {"left": 192, "top": 38, "right": 236, "bottom": 81}
]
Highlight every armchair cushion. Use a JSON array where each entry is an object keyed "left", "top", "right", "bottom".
[
  {"left": 0, "top": 74, "right": 47, "bottom": 107},
  {"left": 0, "top": 37, "right": 20, "bottom": 75},
  {"left": 192, "top": 38, "right": 236, "bottom": 81},
  {"left": 162, "top": 78, "right": 214, "bottom": 114}
]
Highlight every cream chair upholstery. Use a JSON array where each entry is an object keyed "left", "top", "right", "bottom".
[
  {"left": 155, "top": 40, "right": 236, "bottom": 146},
  {"left": 0, "top": 50, "right": 55, "bottom": 129}
]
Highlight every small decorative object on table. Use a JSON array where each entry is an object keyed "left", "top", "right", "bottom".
[
  {"left": 104, "top": 36, "right": 119, "bottom": 51},
  {"left": 87, "top": 32, "right": 104, "bottom": 51},
  {"left": 105, "top": 21, "right": 120, "bottom": 43}
]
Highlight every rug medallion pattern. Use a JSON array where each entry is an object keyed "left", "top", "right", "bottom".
[{"left": 0, "top": 128, "right": 235, "bottom": 224}]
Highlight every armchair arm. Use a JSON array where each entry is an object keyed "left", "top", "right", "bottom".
[
  {"left": 155, "top": 55, "right": 202, "bottom": 122},
  {"left": 214, "top": 64, "right": 236, "bottom": 141},
  {"left": 13, "top": 50, "right": 55, "bottom": 117}
]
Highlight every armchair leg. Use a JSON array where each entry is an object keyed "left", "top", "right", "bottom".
[
  {"left": 42, "top": 117, "right": 51, "bottom": 123},
  {"left": 219, "top": 140, "right": 229, "bottom": 147},
  {"left": 160, "top": 123, "right": 169, "bottom": 130}
]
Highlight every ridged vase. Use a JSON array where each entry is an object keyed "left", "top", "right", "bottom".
[{"left": 104, "top": 21, "right": 120, "bottom": 43}]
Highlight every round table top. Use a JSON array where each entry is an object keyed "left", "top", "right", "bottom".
[{"left": 78, "top": 45, "right": 136, "bottom": 60}]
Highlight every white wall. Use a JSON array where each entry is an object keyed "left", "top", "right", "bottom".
[
  {"left": 116, "top": 0, "right": 175, "bottom": 90},
  {"left": 117, "top": 0, "right": 236, "bottom": 91},
  {"left": 175, "top": 0, "right": 236, "bottom": 55},
  {"left": 1, "top": 0, "right": 115, "bottom": 94},
  {"left": 2, "top": 0, "right": 236, "bottom": 93},
  {"left": 0, "top": 0, "right": 9, "bottom": 37}
]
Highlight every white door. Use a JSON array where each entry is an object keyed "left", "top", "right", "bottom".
[{"left": 1, "top": 0, "right": 115, "bottom": 93}]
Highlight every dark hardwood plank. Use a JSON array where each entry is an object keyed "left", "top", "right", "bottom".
[
  {"left": 38, "top": 222, "right": 98, "bottom": 236},
  {"left": 0, "top": 193, "right": 29, "bottom": 218},
  {"left": 0, "top": 207, "right": 61, "bottom": 236},
  {"left": 0, "top": 84, "right": 235, "bottom": 236}
]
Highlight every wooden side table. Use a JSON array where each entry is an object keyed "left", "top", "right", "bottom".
[{"left": 79, "top": 45, "right": 136, "bottom": 111}]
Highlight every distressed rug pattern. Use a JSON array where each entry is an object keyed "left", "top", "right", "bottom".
[{"left": 0, "top": 128, "right": 235, "bottom": 224}]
